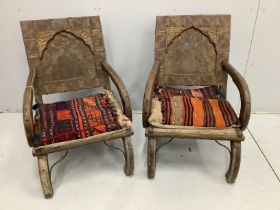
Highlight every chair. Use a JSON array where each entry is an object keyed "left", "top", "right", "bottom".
[
  {"left": 143, "top": 15, "right": 251, "bottom": 183},
  {"left": 21, "top": 16, "right": 134, "bottom": 198}
]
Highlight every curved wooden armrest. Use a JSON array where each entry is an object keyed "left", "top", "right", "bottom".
[
  {"left": 222, "top": 61, "right": 251, "bottom": 131},
  {"left": 101, "top": 61, "right": 132, "bottom": 120},
  {"left": 23, "top": 70, "right": 36, "bottom": 147},
  {"left": 142, "top": 60, "right": 160, "bottom": 128}
]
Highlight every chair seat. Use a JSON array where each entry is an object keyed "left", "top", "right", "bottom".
[
  {"left": 145, "top": 126, "right": 244, "bottom": 141},
  {"left": 149, "top": 85, "right": 240, "bottom": 129},
  {"left": 33, "top": 90, "right": 131, "bottom": 147}
]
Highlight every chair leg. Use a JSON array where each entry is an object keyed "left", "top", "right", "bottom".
[
  {"left": 122, "top": 136, "right": 134, "bottom": 176},
  {"left": 225, "top": 141, "right": 241, "bottom": 183},
  {"left": 37, "top": 155, "right": 53, "bottom": 198},
  {"left": 147, "top": 137, "right": 157, "bottom": 179}
]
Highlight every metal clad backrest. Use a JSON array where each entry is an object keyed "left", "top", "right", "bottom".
[
  {"left": 20, "top": 16, "right": 110, "bottom": 95},
  {"left": 155, "top": 15, "right": 231, "bottom": 95}
]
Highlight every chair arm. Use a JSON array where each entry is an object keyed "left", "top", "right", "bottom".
[
  {"left": 101, "top": 61, "right": 132, "bottom": 121},
  {"left": 23, "top": 70, "right": 36, "bottom": 147},
  {"left": 142, "top": 60, "right": 160, "bottom": 128},
  {"left": 222, "top": 61, "right": 251, "bottom": 131}
]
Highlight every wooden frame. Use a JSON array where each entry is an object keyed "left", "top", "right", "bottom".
[
  {"left": 21, "top": 16, "right": 134, "bottom": 198},
  {"left": 143, "top": 15, "right": 251, "bottom": 182}
]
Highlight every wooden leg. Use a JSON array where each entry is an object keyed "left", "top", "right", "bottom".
[
  {"left": 147, "top": 137, "right": 157, "bottom": 179},
  {"left": 37, "top": 155, "right": 53, "bottom": 198},
  {"left": 122, "top": 136, "right": 134, "bottom": 176},
  {"left": 225, "top": 141, "right": 241, "bottom": 183}
]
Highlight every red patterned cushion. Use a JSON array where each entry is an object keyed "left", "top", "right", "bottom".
[
  {"left": 155, "top": 84, "right": 223, "bottom": 99},
  {"left": 33, "top": 92, "right": 121, "bottom": 147},
  {"left": 154, "top": 85, "right": 240, "bottom": 128}
]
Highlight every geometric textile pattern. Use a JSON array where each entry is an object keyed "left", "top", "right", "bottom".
[
  {"left": 33, "top": 92, "right": 121, "bottom": 147},
  {"left": 154, "top": 85, "right": 239, "bottom": 128}
]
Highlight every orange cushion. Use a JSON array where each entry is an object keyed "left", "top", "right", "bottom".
[{"left": 155, "top": 85, "right": 239, "bottom": 128}]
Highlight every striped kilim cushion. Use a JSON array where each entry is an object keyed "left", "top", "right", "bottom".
[
  {"left": 155, "top": 85, "right": 223, "bottom": 99},
  {"left": 33, "top": 91, "right": 124, "bottom": 147},
  {"left": 153, "top": 85, "right": 239, "bottom": 128}
]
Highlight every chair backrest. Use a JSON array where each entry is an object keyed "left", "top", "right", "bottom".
[
  {"left": 20, "top": 16, "right": 110, "bottom": 95},
  {"left": 155, "top": 15, "right": 231, "bottom": 95}
]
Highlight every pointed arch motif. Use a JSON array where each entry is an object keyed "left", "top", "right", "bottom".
[
  {"left": 39, "top": 30, "right": 97, "bottom": 82},
  {"left": 164, "top": 27, "right": 217, "bottom": 79}
]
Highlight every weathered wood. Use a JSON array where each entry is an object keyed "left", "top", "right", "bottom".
[
  {"left": 222, "top": 61, "right": 251, "bottom": 131},
  {"left": 22, "top": 68, "right": 36, "bottom": 147},
  {"left": 23, "top": 65, "right": 44, "bottom": 146},
  {"left": 21, "top": 16, "right": 135, "bottom": 199},
  {"left": 155, "top": 15, "right": 231, "bottom": 96},
  {"left": 20, "top": 16, "right": 110, "bottom": 95},
  {"left": 226, "top": 141, "right": 241, "bottom": 183},
  {"left": 143, "top": 15, "right": 248, "bottom": 183},
  {"left": 38, "top": 155, "right": 53, "bottom": 198},
  {"left": 23, "top": 87, "right": 34, "bottom": 147},
  {"left": 122, "top": 136, "right": 134, "bottom": 176},
  {"left": 33, "top": 128, "right": 133, "bottom": 156},
  {"left": 101, "top": 61, "right": 132, "bottom": 120},
  {"left": 147, "top": 137, "right": 157, "bottom": 178},
  {"left": 35, "top": 94, "right": 43, "bottom": 104},
  {"left": 142, "top": 61, "right": 160, "bottom": 128},
  {"left": 146, "top": 127, "right": 244, "bottom": 141}
]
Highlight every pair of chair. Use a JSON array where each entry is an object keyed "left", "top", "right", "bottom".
[{"left": 21, "top": 15, "right": 251, "bottom": 198}]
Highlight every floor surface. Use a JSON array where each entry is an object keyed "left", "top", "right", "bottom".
[{"left": 0, "top": 113, "right": 279, "bottom": 210}]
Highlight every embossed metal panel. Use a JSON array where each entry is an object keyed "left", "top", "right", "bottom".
[
  {"left": 20, "top": 16, "right": 110, "bottom": 95},
  {"left": 155, "top": 15, "right": 231, "bottom": 95}
]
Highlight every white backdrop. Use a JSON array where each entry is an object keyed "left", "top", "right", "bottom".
[{"left": 0, "top": 0, "right": 279, "bottom": 112}]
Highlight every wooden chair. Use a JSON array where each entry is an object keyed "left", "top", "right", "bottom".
[
  {"left": 21, "top": 16, "right": 134, "bottom": 198},
  {"left": 143, "top": 15, "right": 251, "bottom": 183}
]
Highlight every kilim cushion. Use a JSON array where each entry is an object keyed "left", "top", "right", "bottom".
[
  {"left": 33, "top": 90, "right": 131, "bottom": 147},
  {"left": 148, "top": 85, "right": 240, "bottom": 128},
  {"left": 155, "top": 84, "right": 224, "bottom": 99}
]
